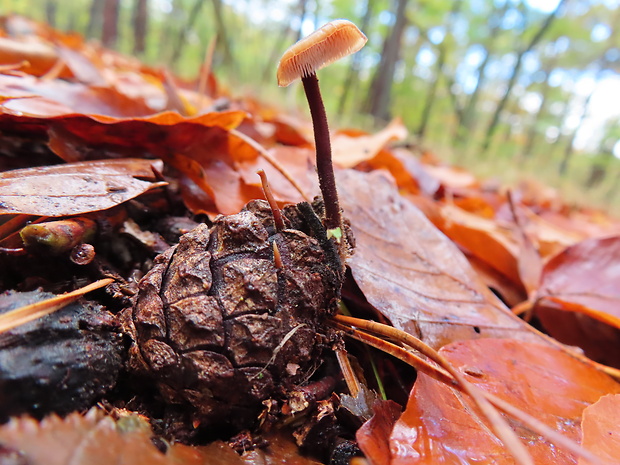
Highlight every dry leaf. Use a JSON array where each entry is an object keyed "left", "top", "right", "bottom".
[{"left": 337, "top": 169, "right": 543, "bottom": 349}]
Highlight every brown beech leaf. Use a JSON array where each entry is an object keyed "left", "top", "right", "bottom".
[
  {"left": 389, "top": 339, "right": 620, "bottom": 465},
  {"left": 579, "top": 394, "right": 620, "bottom": 465},
  {"left": 356, "top": 400, "right": 402, "bottom": 465},
  {"left": 337, "top": 169, "right": 542, "bottom": 349},
  {"left": 0, "top": 37, "right": 73, "bottom": 79},
  {"left": 433, "top": 203, "right": 522, "bottom": 288},
  {"left": 0, "top": 409, "right": 207, "bottom": 465},
  {"left": 533, "top": 235, "right": 620, "bottom": 367},
  {"left": 0, "top": 158, "right": 164, "bottom": 216},
  {"left": 332, "top": 118, "right": 407, "bottom": 168},
  {"left": 0, "top": 408, "right": 322, "bottom": 465},
  {"left": 353, "top": 147, "right": 423, "bottom": 196},
  {"left": 237, "top": 145, "right": 318, "bottom": 204}
]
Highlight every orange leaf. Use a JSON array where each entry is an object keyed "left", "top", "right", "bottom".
[
  {"left": 435, "top": 203, "right": 522, "bottom": 287},
  {"left": 332, "top": 118, "right": 407, "bottom": 168},
  {"left": 389, "top": 339, "right": 620, "bottom": 464},
  {"left": 356, "top": 400, "right": 402, "bottom": 465},
  {"left": 533, "top": 236, "right": 620, "bottom": 367},
  {"left": 579, "top": 394, "right": 620, "bottom": 465}
]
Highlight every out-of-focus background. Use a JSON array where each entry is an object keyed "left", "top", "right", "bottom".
[{"left": 3, "top": 0, "right": 620, "bottom": 211}]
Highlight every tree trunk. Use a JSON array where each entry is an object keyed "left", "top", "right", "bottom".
[
  {"left": 101, "top": 0, "right": 120, "bottom": 48},
  {"left": 86, "top": 0, "right": 104, "bottom": 40},
  {"left": 558, "top": 75, "right": 597, "bottom": 175},
  {"left": 481, "top": 0, "right": 566, "bottom": 153},
  {"left": 295, "top": 0, "right": 309, "bottom": 42},
  {"left": 337, "top": 0, "right": 373, "bottom": 117},
  {"left": 45, "top": 1, "right": 57, "bottom": 28},
  {"left": 211, "top": 0, "right": 235, "bottom": 70},
  {"left": 417, "top": 0, "right": 462, "bottom": 140},
  {"left": 159, "top": 0, "right": 181, "bottom": 61},
  {"left": 521, "top": 61, "right": 556, "bottom": 160},
  {"left": 365, "top": 0, "right": 409, "bottom": 123},
  {"left": 455, "top": 2, "right": 509, "bottom": 144},
  {"left": 133, "top": 0, "right": 149, "bottom": 55},
  {"left": 170, "top": 0, "right": 206, "bottom": 68}
]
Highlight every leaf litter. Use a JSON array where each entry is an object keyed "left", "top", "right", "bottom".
[{"left": 1, "top": 13, "right": 620, "bottom": 465}]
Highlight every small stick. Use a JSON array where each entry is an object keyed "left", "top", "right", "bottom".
[
  {"left": 334, "top": 347, "right": 361, "bottom": 397},
  {"left": 333, "top": 315, "right": 604, "bottom": 465},
  {"left": 0, "top": 278, "right": 114, "bottom": 333},
  {"left": 229, "top": 128, "right": 311, "bottom": 201},
  {"left": 272, "top": 241, "right": 283, "bottom": 269},
  {"left": 257, "top": 169, "right": 285, "bottom": 231},
  {"left": 333, "top": 315, "right": 533, "bottom": 465}
]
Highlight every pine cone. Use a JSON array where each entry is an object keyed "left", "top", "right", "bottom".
[{"left": 125, "top": 199, "right": 347, "bottom": 432}]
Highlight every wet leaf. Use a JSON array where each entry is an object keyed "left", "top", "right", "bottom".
[
  {"left": 390, "top": 339, "right": 620, "bottom": 464},
  {"left": 337, "top": 169, "right": 542, "bottom": 349},
  {"left": 534, "top": 236, "right": 620, "bottom": 366},
  {"left": 356, "top": 400, "right": 402, "bottom": 465},
  {"left": 579, "top": 394, "right": 620, "bottom": 465},
  {"left": 0, "top": 158, "right": 165, "bottom": 216}
]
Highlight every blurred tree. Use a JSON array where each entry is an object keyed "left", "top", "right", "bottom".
[
  {"left": 366, "top": 0, "right": 410, "bottom": 122},
  {"left": 337, "top": 0, "right": 373, "bottom": 116},
  {"left": 417, "top": 0, "right": 462, "bottom": 140},
  {"left": 133, "top": 0, "right": 148, "bottom": 55},
  {"left": 45, "top": 0, "right": 56, "bottom": 28},
  {"left": 559, "top": 6, "right": 620, "bottom": 174},
  {"left": 521, "top": 54, "right": 559, "bottom": 160},
  {"left": 455, "top": 1, "right": 510, "bottom": 144},
  {"left": 102, "top": 0, "right": 120, "bottom": 48},
  {"left": 261, "top": 1, "right": 306, "bottom": 82},
  {"left": 211, "top": 0, "right": 235, "bottom": 69},
  {"left": 87, "top": 0, "right": 104, "bottom": 40},
  {"left": 481, "top": 0, "right": 566, "bottom": 153},
  {"left": 170, "top": 0, "right": 206, "bottom": 67},
  {"left": 295, "top": 0, "right": 309, "bottom": 42}
]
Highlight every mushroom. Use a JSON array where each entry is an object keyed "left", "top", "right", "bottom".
[{"left": 277, "top": 20, "right": 367, "bottom": 238}]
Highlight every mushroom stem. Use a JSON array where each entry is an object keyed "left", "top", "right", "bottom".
[{"left": 301, "top": 73, "right": 341, "bottom": 232}]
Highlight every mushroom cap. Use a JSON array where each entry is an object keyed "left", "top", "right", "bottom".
[{"left": 277, "top": 19, "right": 367, "bottom": 87}]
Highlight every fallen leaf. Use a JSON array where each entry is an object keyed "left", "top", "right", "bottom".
[
  {"left": 0, "top": 158, "right": 164, "bottom": 216},
  {"left": 356, "top": 400, "right": 402, "bottom": 465},
  {"left": 533, "top": 235, "right": 620, "bottom": 366},
  {"left": 0, "top": 37, "right": 73, "bottom": 79},
  {"left": 237, "top": 145, "right": 318, "bottom": 204},
  {"left": 332, "top": 118, "right": 407, "bottom": 168},
  {"left": 337, "top": 169, "right": 542, "bottom": 349},
  {"left": 579, "top": 394, "right": 620, "bottom": 465},
  {"left": 389, "top": 339, "right": 620, "bottom": 464},
  {"left": 0, "top": 409, "right": 200, "bottom": 465},
  {"left": 433, "top": 203, "right": 522, "bottom": 288}
]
